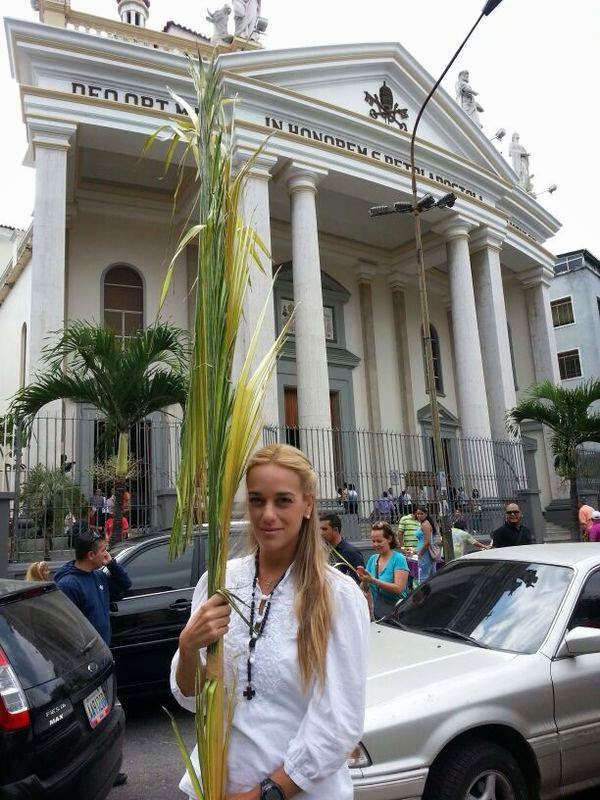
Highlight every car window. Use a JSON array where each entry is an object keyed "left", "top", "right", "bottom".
[
  {"left": 389, "top": 560, "right": 573, "bottom": 654},
  {"left": 568, "top": 570, "right": 600, "bottom": 630},
  {"left": 0, "top": 588, "right": 101, "bottom": 689},
  {"left": 123, "top": 542, "right": 193, "bottom": 596}
]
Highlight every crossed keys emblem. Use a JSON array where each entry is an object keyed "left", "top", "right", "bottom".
[{"left": 364, "top": 81, "right": 409, "bottom": 131}]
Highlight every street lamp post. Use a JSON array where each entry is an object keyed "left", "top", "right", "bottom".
[
  {"left": 371, "top": 0, "right": 504, "bottom": 561},
  {"left": 410, "top": 0, "right": 504, "bottom": 561}
]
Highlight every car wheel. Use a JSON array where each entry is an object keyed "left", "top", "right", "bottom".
[{"left": 425, "top": 740, "right": 529, "bottom": 800}]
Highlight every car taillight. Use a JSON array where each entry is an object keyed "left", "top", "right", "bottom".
[{"left": 0, "top": 646, "right": 30, "bottom": 731}]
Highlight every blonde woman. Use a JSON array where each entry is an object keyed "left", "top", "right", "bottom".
[
  {"left": 170, "top": 444, "right": 370, "bottom": 800},
  {"left": 25, "top": 561, "right": 50, "bottom": 582}
]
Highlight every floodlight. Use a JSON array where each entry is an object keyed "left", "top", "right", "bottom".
[
  {"left": 416, "top": 195, "right": 436, "bottom": 212},
  {"left": 436, "top": 193, "right": 457, "bottom": 209}
]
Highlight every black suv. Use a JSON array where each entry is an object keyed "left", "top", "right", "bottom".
[
  {"left": 108, "top": 525, "right": 246, "bottom": 698},
  {"left": 0, "top": 579, "right": 125, "bottom": 799}
]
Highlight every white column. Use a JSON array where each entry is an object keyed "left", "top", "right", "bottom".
[
  {"left": 28, "top": 121, "right": 75, "bottom": 381},
  {"left": 237, "top": 150, "right": 279, "bottom": 427},
  {"left": 522, "top": 268, "right": 564, "bottom": 501},
  {"left": 471, "top": 229, "right": 517, "bottom": 440},
  {"left": 285, "top": 163, "right": 331, "bottom": 430},
  {"left": 388, "top": 276, "right": 416, "bottom": 435},
  {"left": 523, "top": 269, "right": 561, "bottom": 384},
  {"left": 442, "top": 221, "right": 492, "bottom": 439},
  {"left": 356, "top": 264, "right": 381, "bottom": 432}
]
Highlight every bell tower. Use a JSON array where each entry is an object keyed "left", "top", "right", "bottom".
[{"left": 117, "top": 0, "right": 150, "bottom": 27}]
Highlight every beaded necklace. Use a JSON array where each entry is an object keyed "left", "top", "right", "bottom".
[{"left": 243, "top": 551, "right": 286, "bottom": 701}]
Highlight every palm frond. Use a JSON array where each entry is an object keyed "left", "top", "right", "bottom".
[
  {"left": 507, "top": 379, "right": 600, "bottom": 471},
  {"left": 149, "top": 55, "right": 288, "bottom": 800},
  {"left": 11, "top": 373, "right": 101, "bottom": 429}
]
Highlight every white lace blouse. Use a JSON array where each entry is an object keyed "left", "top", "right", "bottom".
[{"left": 170, "top": 554, "right": 370, "bottom": 799}]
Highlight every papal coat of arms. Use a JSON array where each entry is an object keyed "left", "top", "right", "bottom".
[{"left": 364, "top": 81, "right": 409, "bottom": 130}]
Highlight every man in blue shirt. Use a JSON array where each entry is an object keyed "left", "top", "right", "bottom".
[{"left": 55, "top": 522, "right": 131, "bottom": 787}]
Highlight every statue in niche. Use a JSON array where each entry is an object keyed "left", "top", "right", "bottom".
[
  {"left": 455, "top": 70, "right": 484, "bottom": 128},
  {"left": 207, "top": 5, "right": 232, "bottom": 45},
  {"left": 509, "top": 133, "right": 534, "bottom": 192},
  {"left": 233, "top": 0, "right": 262, "bottom": 40}
]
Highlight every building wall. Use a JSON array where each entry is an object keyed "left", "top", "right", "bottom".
[
  {"left": 67, "top": 209, "right": 189, "bottom": 331},
  {"left": 504, "top": 277, "right": 553, "bottom": 508},
  {"left": 550, "top": 269, "right": 600, "bottom": 385},
  {"left": 0, "top": 260, "right": 31, "bottom": 411}
]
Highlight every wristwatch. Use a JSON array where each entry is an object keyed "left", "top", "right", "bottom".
[{"left": 259, "top": 777, "right": 286, "bottom": 800}]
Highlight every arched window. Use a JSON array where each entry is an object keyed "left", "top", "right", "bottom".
[
  {"left": 422, "top": 324, "right": 443, "bottom": 394},
  {"left": 19, "top": 322, "right": 27, "bottom": 388},
  {"left": 103, "top": 265, "right": 143, "bottom": 343}
]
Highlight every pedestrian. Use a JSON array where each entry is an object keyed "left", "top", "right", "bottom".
[
  {"left": 414, "top": 506, "right": 438, "bottom": 582},
  {"left": 456, "top": 487, "right": 468, "bottom": 512},
  {"left": 170, "top": 443, "right": 370, "bottom": 800},
  {"left": 319, "top": 512, "right": 365, "bottom": 583},
  {"left": 588, "top": 510, "right": 600, "bottom": 543},
  {"left": 90, "top": 487, "right": 105, "bottom": 528},
  {"left": 397, "top": 508, "right": 420, "bottom": 552},
  {"left": 341, "top": 482, "right": 349, "bottom": 513},
  {"left": 357, "top": 521, "right": 410, "bottom": 619},
  {"left": 578, "top": 500, "right": 596, "bottom": 541},
  {"left": 347, "top": 483, "right": 359, "bottom": 515},
  {"left": 55, "top": 521, "right": 131, "bottom": 787},
  {"left": 492, "top": 503, "right": 533, "bottom": 547},
  {"left": 417, "top": 485, "right": 428, "bottom": 506},
  {"left": 400, "top": 488, "right": 412, "bottom": 516},
  {"left": 105, "top": 513, "right": 129, "bottom": 544},
  {"left": 25, "top": 560, "right": 50, "bottom": 581},
  {"left": 451, "top": 519, "right": 490, "bottom": 558},
  {"left": 375, "top": 490, "right": 392, "bottom": 521}
]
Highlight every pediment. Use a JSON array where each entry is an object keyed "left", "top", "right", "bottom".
[
  {"left": 222, "top": 43, "right": 513, "bottom": 182},
  {"left": 417, "top": 403, "right": 460, "bottom": 427}
]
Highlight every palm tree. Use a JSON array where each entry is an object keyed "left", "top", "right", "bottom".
[
  {"left": 507, "top": 379, "right": 600, "bottom": 540},
  {"left": 10, "top": 321, "right": 188, "bottom": 539}
]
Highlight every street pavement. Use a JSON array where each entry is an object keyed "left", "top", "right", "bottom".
[
  {"left": 111, "top": 696, "right": 196, "bottom": 800},
  {"left": 111, "top": 698, "right": 597, "bottom": 800}
]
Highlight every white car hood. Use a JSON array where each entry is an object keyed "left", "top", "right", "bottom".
[{"left": 366, "top": 622, "right": 518, "bottom": 708}]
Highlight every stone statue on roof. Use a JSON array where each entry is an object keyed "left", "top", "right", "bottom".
[
  {"left": 509, "top": 133, "right": 534, "bottom": 193},
  {"left": 455, "top": 70, "right": 484, "bottom": 128},
  {"left": 206, "top": 5, "right": 232, "bottom": 45},
  {"left": 233, "top": 0, "right": 262, "bottom": 40}
]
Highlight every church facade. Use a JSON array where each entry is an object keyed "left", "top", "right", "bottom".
[{"left": 0, "top": 1, "right": 565, "bottom": 515}]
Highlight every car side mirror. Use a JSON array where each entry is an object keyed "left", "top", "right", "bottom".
[
  {"left": 109, "top": 601, "right": 119, "bottom": 613},
  {"left": 561, "top": 626, "right": 600, "bottom": 657}
]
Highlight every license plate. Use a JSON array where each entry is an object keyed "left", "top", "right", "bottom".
[{"left": 83, "top": 686, "right": 109, "bottom": 729}]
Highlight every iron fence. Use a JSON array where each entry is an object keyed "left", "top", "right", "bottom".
[
  {"left": 1, "top": 414, "right": 181, "bottom": 564},
  {"left": 576, "top": 447, "right": 600, "bottom": 507},
  {"left": 1, "top": 413, "right": 529, "bottom": 562},
  {"left": 263, "top": 425, "right": 528, "bottom": 540}
]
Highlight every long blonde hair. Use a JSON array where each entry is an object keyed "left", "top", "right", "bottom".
[
  {"left": 245, "top": 443, "right": 332, "bottom": 689},
  {"left": 25, "top": 561, "right": 49, "bottom": 581}
]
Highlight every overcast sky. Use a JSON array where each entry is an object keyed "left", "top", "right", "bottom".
[{"left": 1, "top": 0, "right": 598, "bottom": 256}]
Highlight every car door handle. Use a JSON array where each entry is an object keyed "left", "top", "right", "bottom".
[{"left": 169, "top": 599, "right": 192, "bottom": 612}]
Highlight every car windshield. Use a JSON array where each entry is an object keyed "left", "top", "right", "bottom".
[{"left": 388, "top": 559, "right": 573, "bottom": 654}]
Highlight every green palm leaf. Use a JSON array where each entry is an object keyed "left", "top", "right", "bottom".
[
  {"left": 507, "top": 378, "right": 600, "bottom": 540},
  {"left": 147, "top": 55, "right": 288, "bottom": 800}
]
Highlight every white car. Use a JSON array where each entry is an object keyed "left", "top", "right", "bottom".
[{"left": 351, "top": 544, "right": 600, "bottom": 800}]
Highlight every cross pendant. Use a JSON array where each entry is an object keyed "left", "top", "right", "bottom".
[{"left": 243, "top": 685, "right": 256, "bottom": 700}]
